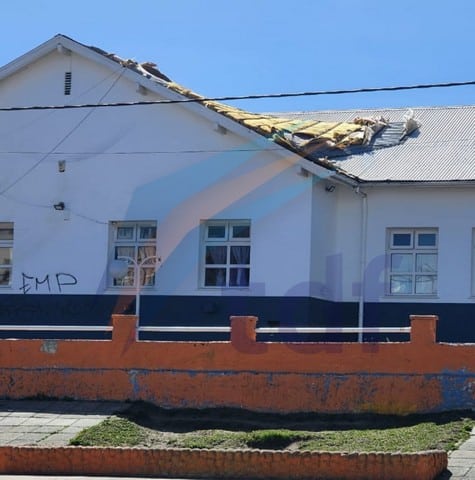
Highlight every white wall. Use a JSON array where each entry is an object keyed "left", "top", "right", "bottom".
[
  {"left": 333, "top": 185, "right": 475, "bottom": 303},
  {"left": 0, "top": 48, "right": 313, "bottom": 297}
]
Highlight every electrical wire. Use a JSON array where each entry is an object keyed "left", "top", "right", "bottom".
[
  {"left": 0, "top": 68, "right": 126, "bottom": 196},
  {"left": 0, "top": 68, "right": 125, "bottom": 138},
  {"left": 0, "top": 80, "right": 473, "bottom": 112}
]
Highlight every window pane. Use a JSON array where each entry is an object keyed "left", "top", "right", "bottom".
[
  {"left": 207, "top": 225, "right": 226, "bottom": 239},
  {"left": 230, "top": 268, "right": 250, "bottom": 287},
  {"left": 390, "top": 253, "right": 412, "bottom": 273},
  {"left": 232, "top": 225, "right": 250, "bottom": 239},
  {"left": 0, "top": 268, "right": 11, "bottom": 285},
  {"left": 205, "top": 268, "right": 226, "bottom": 286},
  {"left": 140, "top": 267, "right": 155, "bottom": 286},
  {"left": 230, "top": 246, "right": 250, "bottom": 264},
  {"left": 417, "top": 233, "right": 436, "bottom": 247},
  {"left": 138, "top": 246, "right": 156, "bottom": 263},
  {"left": 0, "top": 247, "right": 11, "bottom": 265},
  {"left": 390, "top": 275, "right": 412, "bottom": 294},
  {"left": 415, "top": 275, "right": 437, "bottom": 294},
  {"left": 139, "top": 226, "right": 156, "bottom": 240},
  {"left": 115, "top": 246, "right": 135, "bottom": 261},
  {"left": 205, "top": 246, "right": 227, "bottom": 264},
  {"left": 416, "top": 253, "right": 437, "bottom": 273},
  {"left": 113, "top": 267, "right": 134, "bottom": 286},
  {"left": 117, "top": 227, "right": 134, "bottom": 240},
  {"left": 0, "top": 228, "right": 13, "bottom": 241},
  {"left": 392, "top": 233, "right": 412, "bottom": 247}
]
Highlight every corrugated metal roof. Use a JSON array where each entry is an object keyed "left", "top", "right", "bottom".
[
  {"left": 82, "top": 41, "right": 412, "bottom": 173},
  {"left": 79, "top": 38, "right": 475, "bottom": 183},
  {"left": 268, "top": 106, "right": 475, "bottom": 182}
]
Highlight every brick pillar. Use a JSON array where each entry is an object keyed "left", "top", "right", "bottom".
[
  {"left": 112, "top": 314, "right": 138, "bottom": 344},
  {"left": 230, "top": 316, "right": 258, "bottom": 347},
  {"left": 410, "top": 315, "right": 438, "bottom": 345}
]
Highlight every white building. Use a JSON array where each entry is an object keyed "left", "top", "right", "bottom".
[{"left": 0, "top": 35, "right": 473, "bottom": 341}]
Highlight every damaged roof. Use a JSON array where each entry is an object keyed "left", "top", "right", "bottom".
[
  {"left": 272, "top": 106, "right": 475, "bottom": 182},
  {"left": 10, "top": 35, "right": 460, "bottom": 183},
  {"left": 85, "top": 40, "right": 421, "bottom": 179}
]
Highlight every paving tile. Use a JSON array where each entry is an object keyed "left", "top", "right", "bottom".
[
  {"left": 28, "top": 425, "right": 62, "bottom": 434},
  {"left": 32, "top": 412, "right": 57, "bottom": 418},
  {"left": 0, "top": 416, "right": 26, "bottom": 425},
  {"left": 21, "top": 417, "right": 51, "bottom": 426},
  {"left": 450, "top": 449, "right": 475, "bottom": 459},
  {"left": 9, "top": 433, "right": 47, "bottom": 445},
  {"left": 71, "top": 417, "right": 107, "bottom": 427},
  {"left": 0, "top": 433, "right": 21, "bottom": 445},
  {"left": 46, "top": 418, "right": 77, "bottom": 427},
  {"left": 37, "top": 433, "right": 74, "bottom": 446}
]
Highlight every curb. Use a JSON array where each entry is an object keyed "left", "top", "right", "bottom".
[{"left": 0, "top": 446, "right": 447, "bottom": 480}]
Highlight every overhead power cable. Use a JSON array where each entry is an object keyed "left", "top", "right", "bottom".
[
  {"left": 0, "top": 68, "right": 126, "bottom": 196},
  {"left": 0, "top": 80, "right": 474, "bottom": 112}
]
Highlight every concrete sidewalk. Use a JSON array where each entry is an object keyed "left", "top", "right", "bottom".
[
  {"left": 0, "top": 400, "right": 472, "bottom": 479},
  {"left": 437, "top": 426, "right": 475, "bottom": 479},
  {"left": 0, "top": 400, "right": 127, "bottom": 447}
]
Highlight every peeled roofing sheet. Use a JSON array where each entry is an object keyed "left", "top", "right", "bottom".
[
  {"left": 166, "top": 82, "right": 372, "bottom": 150},
  {"left": 271, "top": 106, "right": 475, "bottom": 182}
]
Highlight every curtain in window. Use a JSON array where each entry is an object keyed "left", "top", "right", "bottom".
[
  {"left": 206, "top": 246, "right": 227, "bottom": 264},
  {"left": 231, "top": 246, "right": 250, "bottom": 286}
]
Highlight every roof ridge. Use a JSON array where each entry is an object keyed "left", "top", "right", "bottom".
[{"left": 266, "top": 105, "right": 475, "bottom": 115}]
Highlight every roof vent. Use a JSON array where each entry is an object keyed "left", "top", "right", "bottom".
[{"left": 64, "top": 72, "right": 72, "bottom": 95}]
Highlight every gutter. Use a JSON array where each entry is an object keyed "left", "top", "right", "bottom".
[{"left": 355, "top": 186, "right": 368, "bottom": 342}]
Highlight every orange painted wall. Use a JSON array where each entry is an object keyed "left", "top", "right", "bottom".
[
  {"left": 0, "top": 315, "right": 473, "bottom": 414},
  {"left": 0, "top": 446, "right": 447, "bottom": 480}
]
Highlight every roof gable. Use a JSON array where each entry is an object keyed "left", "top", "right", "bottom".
[{"left": 0, "top": 34, "right": 420, "bottom": 181}]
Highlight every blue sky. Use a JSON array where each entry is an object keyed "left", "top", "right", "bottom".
[{"left": 1, "top": 0, "right": 474, "bottom": 112}]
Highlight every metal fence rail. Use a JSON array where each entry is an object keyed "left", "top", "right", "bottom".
[
  {"left": 138, "top": 326, "right": 410, "bottom": 334},
  {"left": 0, "top": 325, "right": 113, "bottom": 332},
  {"left": 0, "top": 325, "right": 411, "bottom": 335}
]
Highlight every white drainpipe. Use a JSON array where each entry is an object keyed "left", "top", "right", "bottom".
[{"left": 355, "top": 186, "right": 368, "bottom": 342}]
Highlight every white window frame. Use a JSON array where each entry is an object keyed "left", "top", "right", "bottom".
[
  {"left": 0, "top": 222, "right": 13, "bottom": 287},
  {"left": 387, "top": 228, "right": 438, "bottom": 296},
  {"left": 200, "top": 220, "right": 251, "bottom": 289},
  {"left": 109, "top": 221, "right": 158, "bottom": 289}
]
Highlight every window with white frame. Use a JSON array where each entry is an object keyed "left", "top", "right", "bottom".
[
  {"left": 201, "top": 220, "right": 251, "bottom": 288},
  {"left": 0, "top": 223, "right": 13, "bottom": 287},
  {"left": 110, "top": 221, "right": 158, "bottom": 287},
  {"left": 387, "top": 228, "right": 438, "bottom": 295}
]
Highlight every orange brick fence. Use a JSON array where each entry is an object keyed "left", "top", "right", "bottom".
[
  {"left": 0, "top": 446, "right": 447, "bottom": 480},
  {"left": 0, "top": 314, "right": 473, "bottom": 414}
]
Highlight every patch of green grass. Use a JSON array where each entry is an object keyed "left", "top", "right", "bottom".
[
  {"left": 168, "top": 430, "right": 248, "bottom": 449},
  {"left": 68, "top": 408, "right": 474, "bottom": 453},
  {"left": 299, "top": 418, "right": 475, "bottom": 453},
  {"left": 171, "top": 429, "right": 311, "bottom": 450},
  {"left": 69, "top": 417, "right": 146, "bottom": 447}
]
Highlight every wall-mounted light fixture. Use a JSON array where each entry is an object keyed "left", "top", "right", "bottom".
[
  {"left": 136, "top": 83, "right": 147, "bottom": 95},
  {"left": 213, "top": 123, "right": 227, "bottom": 135},
  {"left": 58, "top": 160, "right": 66, "bottom": 173},
  {"left": 295, "top": 166, "right": 310, "bottom": 177},
  {"left": 53, "top": 202, "right": 65, "bottom": 211},
  {"left": 56, "top": 44, "right": 71, "bottom": 56}
]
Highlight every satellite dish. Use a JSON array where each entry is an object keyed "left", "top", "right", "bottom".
[{"left": 108, "top": 259, "right": 129, "bottom": 279}]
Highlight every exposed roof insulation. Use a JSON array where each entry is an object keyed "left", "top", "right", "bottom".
[
  {"left": 90, "top": 51, "right": 411, "bottom": 169},
  {"left": 58, "top": 37, "right": 424, "bottom": 178}
]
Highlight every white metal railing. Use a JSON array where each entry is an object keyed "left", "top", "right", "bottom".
[
  {"left": 0, "top": 325, "right": 113, "bottom": 332},
  {"left": 138, "top": 326, "right": 231, "bottom": 333},
  {"left": 138, "top": 326, "right": 410, "bottom": 334},
  {"left": 0, "top": 324, "right": 410, "bottom": 335},
  {"left": 256, "top": 327, "right": 411, "bottom": 334}
]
